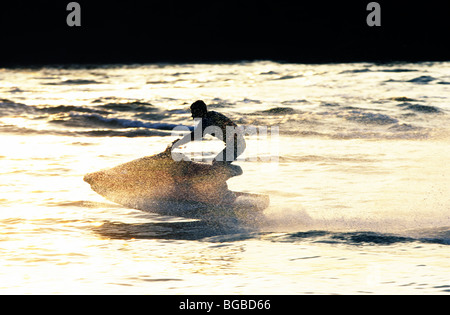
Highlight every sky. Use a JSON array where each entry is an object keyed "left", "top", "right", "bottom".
[{"left": 0, "top": 0, "right": 448, "bottom": 65}]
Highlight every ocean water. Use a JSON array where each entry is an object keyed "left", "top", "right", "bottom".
[{"left": 0, "top": 61, "right": 449, "bottom": 294}]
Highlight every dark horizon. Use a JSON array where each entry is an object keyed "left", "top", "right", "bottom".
[{"left": 1, "top": 1, "right": 448, "bottom": 67}]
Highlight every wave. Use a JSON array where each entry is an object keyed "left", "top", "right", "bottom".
[
  {"left": 53, "top": 196, "right": 450, "bottom": 245},
  {"left": 43, "top": 79, "right": 103, "bottom": 85},
  {"left": 317, "top": 107, "right": 400, "bottom": 126},
  {"left": 249, "top": 107, "right": 297, "bottom": 115},
  {"left": 278, "top": 154, "right": 375, "bottom": 164},
  {"left": 37, "top": 105, "right": 110, "bottom": 115},
  {"left": 0, "top": 123, "right": 170, "bottom": 137},
  {"left": 397, "top": 103, "right": 443, "bottom": 114},
  {"left": 282, "top": 99, "right": 309, "bottom": 105},
  {"left": 385, "top": 75, "right": 438, "bottom": 85},
  {"left": 379, "top": 68, "right": 418, "bottom": 73},
  {"left": 91, "top": 218, "right": 450, "bottom": 245},
  {"left": 0, "top": 124, "right": 55, "bottom": 135},
  {"left": 268, "top": 229, "right": 450, "bottom": 246},
  {"left": 78, "top": 128, "right": 170, "bottom": 137},
  {"left": 98, "top": 101, "right": 157, "bottom": 113},
  {"left": 250, "top": 105, "right": 402, "bottom": 127},
  {"left": 0, "top": 100, "right": 110, "bottom": 117},
  {"left": 0, "top": 100, "right": 35, "bottom": 117},
  {"left": 387, "top": 97, "right": 418, "bottom": 102},
  {"left": 0, "top": 99, "right": 160, "bottom": 117},
  {"left": 93, "top": 220, "right": 253, "bottom": 241},
  {"left": 387, "top": 123, "right": 423, "bottom": 132},
  {"left": 0, "top": 99, "right": 193, "bottom": 136},
  {"left": 0, "top": 96, "right": 444, "bottom": 141},
  {"left": 280, "top": 125, "right": 430, "bottom": 140},
  {"left": 273, "top": 74, "right": 303, "bottom": 80},
  {"left": 340, "top": 68, "right": 418, "bottom": 74},
  {"left": 407, "top": 76, "right": 436, "bottom": 84},
  {"left": 49, "top": 113, "right": 193, "bottom": 133},
  {"left": 343, "top": 111, "right": 399, "bottom": 125},
  {"left": 242, "top": 105, "right": 432, "bottom": 140}
]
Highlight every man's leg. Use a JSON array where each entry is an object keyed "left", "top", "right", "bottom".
[
  {"left": 213, "top": 134, "right": 246, "bottom": 165},
  {"left": 212, "top": 147, "right": 228, "bottom": 165}
]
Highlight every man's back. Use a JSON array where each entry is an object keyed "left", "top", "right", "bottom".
[
  {"left": 202, "top": 111, "right": 237, "bottom": 136},
  {"left": 202, "top": 111, "right": 237, "bottom": 142}
]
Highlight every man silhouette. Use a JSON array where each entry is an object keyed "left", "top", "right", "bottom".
[{"left": 171, "top": 100, "right": 246, "bottom": 166}]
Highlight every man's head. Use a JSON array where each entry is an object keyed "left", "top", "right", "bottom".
[{"left": 190, "top": 100, "right": 207, "bottom": 118}]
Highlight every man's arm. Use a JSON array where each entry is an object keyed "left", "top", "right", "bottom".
[
  {"left": 171, "top": 125, "right": 206, "bottom": 149},
  {"left": 171, "top": 130, "right": 194, "bottom": 149},
  {"left": 171, "top": 118, "right": 207, "bottom": 150}
]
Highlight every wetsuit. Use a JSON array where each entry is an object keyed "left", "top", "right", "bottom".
[{"left": 175, "top": 111, "right": 246, "bottom": 164}]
